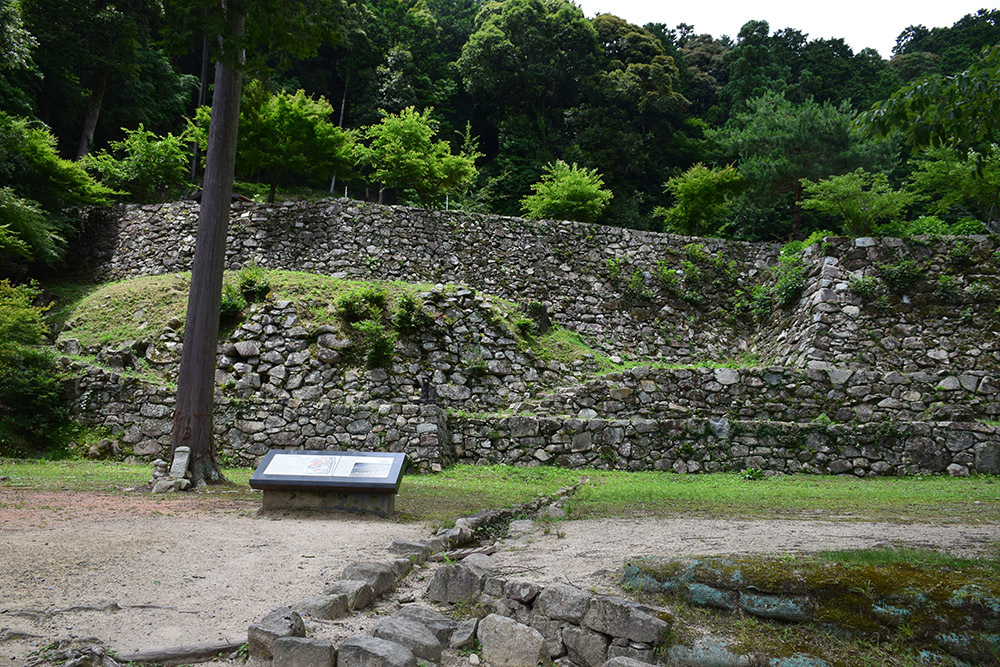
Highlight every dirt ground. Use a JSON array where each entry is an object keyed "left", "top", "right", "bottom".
[{"left": 2, "top": 487, "right": 999, "bottom": 666}]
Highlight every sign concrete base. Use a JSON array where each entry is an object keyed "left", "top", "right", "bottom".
[{"left": 261, "top": 488, "right": 395, "bottom": 516}]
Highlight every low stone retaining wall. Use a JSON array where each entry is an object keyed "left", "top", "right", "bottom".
[
  {"left": 66, "top": 354, "right": 1000, "bottom": 476},
  {"left": 455, "top": 415, "right": 1000, "bottom": 476},
  {"left": 522, "top": 365, "right": 1000, "bottom": 423},
  {"left": 624, "top": 556, "right": 1000, "bottom": 665}
]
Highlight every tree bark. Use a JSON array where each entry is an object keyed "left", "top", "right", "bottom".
[
  {"left": 793, "top": 182, "right": 803, "bottom": 241},
  {"left": 171, "top": 3, "right": 245, "bottom": 487},
  {"left": 75, "top": 68, "right": 107, "bottom": 159}
]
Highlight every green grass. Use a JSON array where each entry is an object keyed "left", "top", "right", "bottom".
[
  {"left": 396, "top": 464, "right": 583, "bottom": 523},
  {"left": 2, "top": 460, "right": 998, "bottom": 525},
  {"left": 817, "top": 545, "right": 1000, "bottom": 573},
  {"left": 564, "top": 470, "right": 1000, "bottom": 523}
]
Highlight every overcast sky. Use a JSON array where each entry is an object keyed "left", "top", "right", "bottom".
[{"left": 574, "top": 1, "right": 994, "bottom": 57}]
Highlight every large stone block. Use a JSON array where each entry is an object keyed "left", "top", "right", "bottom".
[
  {"left": 337, "top": 635, "right": 416, "bottom": 667},
  {"left": 248, "top": 607, "right": 306, "bottom": 661},
  {"left": 323, "top": 580, "right": 375, "bottom": 611},
  {"left": 535, "top": 584, "right": 593, "bottom": 624},
  {"left": 975, "top": 442, "right": 1000, "bottom": 474},
  {"left": 342, "top": 562, "right": 396, "bottom": 597},
  {"left": 372, "top": 617, "right": 443, "bottom": 662},
  {"left": 274, "top": 637, "right": 336, "bottom": 667},
  {"left": 581, "top": 596, "right": 670, "bottom": 644},
  {"left": 427, "top": 562, "right": 489, "bottom": 604},
  {"left": 477, "top": 614, "right": 547, "bottom": 667},
  {"left": 563, "top": 625, "right": 610, "bottom": 667}
]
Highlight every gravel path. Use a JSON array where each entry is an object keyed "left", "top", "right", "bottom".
[{"left": 1, "top": 488, "right": 998, "bottom": 665}]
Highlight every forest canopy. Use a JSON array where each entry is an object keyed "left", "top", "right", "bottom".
[{"left": 2, "top": 1, "right": 999, "bottom": 256}]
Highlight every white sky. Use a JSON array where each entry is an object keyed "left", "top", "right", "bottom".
[{"left": 574, "top": 1, "right": 996, "bottom": 57}]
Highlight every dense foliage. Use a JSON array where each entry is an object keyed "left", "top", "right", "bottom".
[
  {"left": 0, "top": 2, "right": 998, "bottom": 253},
  {"left": 0, "top": 280, "right": 69, "bottom": 456}
]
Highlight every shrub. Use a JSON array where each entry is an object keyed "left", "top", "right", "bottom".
[
  {"left": 392, "top": 293, "right": 431, "bottom": 333},
  {"left": 849, "top": 275, "right": 881, "bottom": 301},
  {"left": 935, "top": 274, "right": 960, "bottom": 300},
  {"left": 81, "top": 125, "right": 191, "bottom": 202},
  {"left": 238, "top": 262, "right": 271, "bottom": 301},
  {"left": 879, "top": 260, "right": 924, "bottom": 293},
  {"left": 352, "top": 319, "right": 396, "bottom": 368},
  {"left": 0, "top": 281, "right": 69, "bottom": 457},
  {"left": 219, "top": 281, "right": 246, "bottom": 322},
  {"left": 512, "top": 316, "right": 536, "bottom": 337},
  {"left": 521, "top": 160, "right": 613, "bottom": 224},
  {"left": 773, "top": 255, "right": 807, "bottom": 308},
  {"left": 337, "top": 286, "right": 387, "bottom": 324}
]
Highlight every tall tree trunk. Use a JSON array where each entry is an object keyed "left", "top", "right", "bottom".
[
  {"left": 793, "top": 183, "right": 803, "bottom": 241},
  {"left": 75, "top": 68, "right": 108, "bottom": 159},
  {"left": 171, "top": 4, "right": 244, "bottom": 488},
  {"left": 191, "top": 33, "right": 211, "bottom": 182}
]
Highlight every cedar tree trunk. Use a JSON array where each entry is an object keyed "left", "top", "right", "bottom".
[
  {"left": 75, "top": 68, "right": 107, "bottom": 159},
  {"left": 170, "top": 4, "right": 244, "bottom": 487}
]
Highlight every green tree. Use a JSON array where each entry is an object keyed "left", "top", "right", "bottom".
[
  {"left": 655, "top": 163, "right": 744, "bottom": 237},
  {"left": 520, "top": 160, "right": 612, "bottom": 223},
  {"left": 0, "top": 112, "right": 112, "bottom": 268},
  {"left": 709, "top": 91, "right": 863, "bottom": 239},
  {"left": 82, "top": 124, "right": 191, "bottom": 202},
  {"left": 355, "top": 106, "right": 477, "bottom": 206},
  {"left": 907, "top": 146, "right": 1000, "bottom": 233},
  {"left": 0, "top": 280, "right": 69, "bottom": 457},
  {"left": 857, "top": 45, "right": 1000, "bottom": 152},
  {"left": 801, "top": 168, "right": 916, "bottom": 237},
  {"left": 192, "top": 84, "right": 356, "bottom": 202}
]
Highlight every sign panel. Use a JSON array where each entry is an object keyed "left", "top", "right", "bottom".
[{"left": 250, "top": 450, "right": 407, "bottom": 493}]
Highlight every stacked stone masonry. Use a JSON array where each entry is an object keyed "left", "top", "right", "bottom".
[{"left": 61, "top": 202, "right": 1000, "bottom": 476}]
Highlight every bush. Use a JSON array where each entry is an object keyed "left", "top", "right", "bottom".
[
  {"left": 772, "top": 255, "right": 807, "bottom": 308},
  {"left": 521, "top": 160, "right": 613, "bottom": 224},
  {"left": 849, "top": 275, "right": 881, "bottom": 301},
  {"left": 81, "top": 125, "right": 191, "bottom": 202},
  {"left": 238, "top": 262, "right": 271, "bottom": 301},
  {"left": 337, "top": 286, "right": 387, "bottom": 324},
  {"left": 219, "top": 281, "right": 246, "bottom": 322},
  {"left": 879, "top": 260, "right": 924, "bottom": 293},
  {"left": 0, "top": 281, "right": 69, "bottom": 457},
  {"left": 392, "top": 293, "right": 431, "bottom": 333},
  {"left": 352, "top": 319, "right": 396, "bottom": 368}
]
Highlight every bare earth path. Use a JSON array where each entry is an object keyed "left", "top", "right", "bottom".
[{"left": 1, "top": 489, "right": 998, "bottom": 665}]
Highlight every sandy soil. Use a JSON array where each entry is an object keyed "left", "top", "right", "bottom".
[{"left": 1, "top": 487, "right": 998, "bottom": 666}]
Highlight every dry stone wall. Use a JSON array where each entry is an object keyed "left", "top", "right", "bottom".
[{"left": 60, "top": 201, "right": 1000, "bottom": 476}]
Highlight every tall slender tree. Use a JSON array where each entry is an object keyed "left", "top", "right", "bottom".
[{"left": 167, "top": 0, "right": 344, "bottom": 486}]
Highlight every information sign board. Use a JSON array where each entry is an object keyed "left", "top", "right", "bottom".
[{"left": 249, "top": 450, "right": 406, "bottom": 493}]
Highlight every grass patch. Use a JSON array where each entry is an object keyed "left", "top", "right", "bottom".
[
  {"left": 395, "top": 464, "right": 582, "bottom": 523},
  {"left": 816, "top": 545, "right": 1000, "bottom": 574},
  {"left": 2, "top": 460, "right": 998, "bottom": 525},
  {"left": 565, "top": 470, "right": 1000, "bottom": 523},
  {"left": 48, "top": 274, "right": 191, "bottom": 346},
  {"left": 0, "top": 458, "right": 257, "bottom": 499}
]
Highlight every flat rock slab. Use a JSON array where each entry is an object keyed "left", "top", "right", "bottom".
[
  {"left": 396, "top": 605, "right": 459, "bottom": 643},
  {"left": 292, "top": 594, "right": 349, "bottom": 620},
  {"left": 535, "top": 584, "right": 593, "bottom": 624},
  {"left": 248, "top": 607, "right": 305, "bottom": 661},
  {"left": 477, "top": 614, "right": 546, "bottom": 667},
  {"left": 372, "top": 616, "right": 443, "bottom": 662},
  {"left": 337, "top": 635, "right": 416, "bottom": 667},
  {"left": 427, "top": 563, "right": 489, "bottom": 604}
]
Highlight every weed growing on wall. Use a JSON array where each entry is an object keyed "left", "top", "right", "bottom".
[
  {"left": 238, "top": 262, "right": 271, "bottom": 301},
  {"left": 879, "top": 260, "right": 924, "bottom": 293},
  {"left": 219, "top": 281, "right": 246, "bottom": 323},
  {"left": 337, "top": 285, "right": 388, "bottom": 323},
  {"left": 393, "top": 293, "right": 432, "bottom": 333}
]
